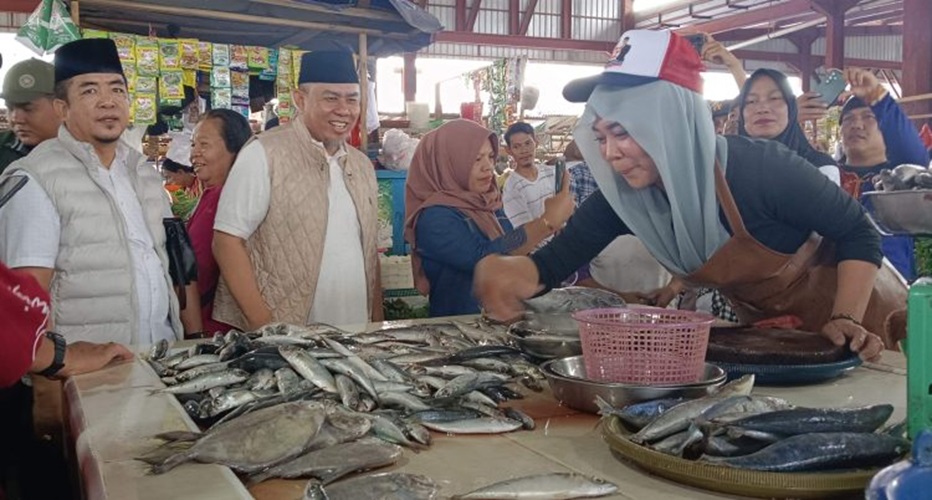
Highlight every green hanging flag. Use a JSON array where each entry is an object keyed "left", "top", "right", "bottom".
[{"left": 16, "top": 0, "right": 81, "bottom": 56}]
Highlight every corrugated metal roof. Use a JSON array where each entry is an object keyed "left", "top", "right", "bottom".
[
  {"left": 422, "top": 42, "right": 606, "bottom": 64},
  {"left": 812, "top": 35, "right": 902, "bottom": 62}
]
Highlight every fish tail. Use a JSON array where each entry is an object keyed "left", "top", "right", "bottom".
[
  {"left": 593, "top": 395, "right": 614, "bottom": 417},
  {"left": 150, "top": 450, "right": 192, "bottom": 475}
]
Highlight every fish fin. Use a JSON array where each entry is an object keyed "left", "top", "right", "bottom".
[
  {"left": 153, "top": 430, "right": 201, "bottom": 442},
  {"left": 245, "top": 470, "right": 273, "bottom": 486},
  {"left": 593, "top": 395, "right": 614, "bottom": 417},
  {"left": 316, "top": 467, "right": 354, "bottom": 486},
  {"left": 149, "top": 449, "right": 194, "bottom": 474}
]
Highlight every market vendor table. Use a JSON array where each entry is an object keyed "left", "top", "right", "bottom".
[{"left": 63, "top": 319, "right": 907, "bottom": 500}]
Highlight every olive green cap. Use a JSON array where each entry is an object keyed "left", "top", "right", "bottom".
[{"left": 1, "top": 58, "right": 55, "bottom": 105}]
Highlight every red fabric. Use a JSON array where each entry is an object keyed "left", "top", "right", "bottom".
[
  {"left": 752, "top": 315, "right": 804, "bottom": 330},
  {"left": 186, "top": 186, "right": 233, "bottom": 335},
  {"left": 658, "top": 33, "right": 705, "bottom": 95},
  {"left": 0, "top": 263, "right": 50, "bottom": 388},
  {"left": 919, "top": 123, "right": 932, "bottom": 149}
]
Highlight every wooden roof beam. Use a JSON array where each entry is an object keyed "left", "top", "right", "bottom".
[
  {"left": 465, "top": 0, "right": 483, "bottom": 32},
  {"left": 680, "top": 0, "right": 817, "bottom": 35},
  {"left": 518, "top": 0, "right": 539, "bottom": 36}
]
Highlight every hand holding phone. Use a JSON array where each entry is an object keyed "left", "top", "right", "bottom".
[
  {"left": 812, "top": 69, "right": 847, "bottom": 107},
  {"left": 554, "top": 158, "right": 566, "bottom": 193}
]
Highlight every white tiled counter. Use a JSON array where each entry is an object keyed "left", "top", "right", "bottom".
[{"left": 63, "top": 321, "right": 907, "bottom": 500}]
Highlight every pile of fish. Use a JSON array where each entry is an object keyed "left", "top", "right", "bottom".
[
  {"left": 141, "top": 319, "right": 548, "bottom": 491},
  {"left": 599, "top": 374, "right": 910, "bottom": 472},
  {"left": 873, "top": 164, "right": 932, "bottom": 191}
]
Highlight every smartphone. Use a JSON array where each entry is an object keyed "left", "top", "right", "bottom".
[
  {"left": 554, "top": 158, "right": 566, "bottom": 193},
  {"left": 684, "top": 34, "right": 706, "bottom": 55},
  {"left": 813, "top": 69, "right": 847, "bottom": 107},
  {"left": 0, "top": 176, "right": 28, "bottom": 210}
]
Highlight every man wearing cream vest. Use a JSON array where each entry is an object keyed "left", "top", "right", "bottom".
[{"left": 213, "top": 51, "right": 382, "bottom": 330}]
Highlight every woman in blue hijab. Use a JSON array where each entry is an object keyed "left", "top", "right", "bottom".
[{"left": 473, "top": 29, "right": 907, "bottom": 359}]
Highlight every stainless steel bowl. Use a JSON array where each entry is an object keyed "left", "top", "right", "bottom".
[
  {"left": 541, "top": 356, "right": 726, "bottom": 414},
  {"left": 862, "top": 190, "right": 932, "bottom": 235},
  {"left": 506, "top": 321, "right": 581, "bottom": 359}
]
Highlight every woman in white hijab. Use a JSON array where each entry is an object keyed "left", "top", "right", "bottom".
[{"left": 474, "top": 29, "right": 907, "bottom": 359}]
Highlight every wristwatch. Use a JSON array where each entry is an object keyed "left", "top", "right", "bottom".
[{"left": 39, "top": 331, "right": 67, "bottom": 377}]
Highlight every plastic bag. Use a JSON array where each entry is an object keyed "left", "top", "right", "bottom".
[{"left": 379, "top": 129, "right": 419, "bottom": 171}]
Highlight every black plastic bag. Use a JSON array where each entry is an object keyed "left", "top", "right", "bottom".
[{"left": 163, "top": 217, "right": 198, "bottom": 309}]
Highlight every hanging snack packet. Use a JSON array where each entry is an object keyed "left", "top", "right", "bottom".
[
  {"left": 212, "top": 88, "right": 233, "bottom": 110},
  {"left": 159, "top": 39, "right": 181, "bottom": 70},
  {"left": 230, "top": 45, "right": 249, "bottom": 71},
  {"left": 160, "top": 70, "right": 185, "bottom": 100},
  {"left": 213, "top": 43, "right": 231, "bottom": 67},
  {"left": 123, "top": 64, "right": 137, "bottom": 93},
  {"left": 110, "top": 33, "right": 136, "bottom": 63},
  {"left": 180, "top": 39, "right": 199, "bottom": 70},
  {"left": 134, "top": 94, "right": 158, "bottom": 125},
  {"left": 82, "top": 29, "right": 108, "bottom": 39},
  {"left": 260, "top": 49, "right": 278, "bottom": 80},
  {"left": 231, "top": 70, "right": 250, "bottom": 99},
  {"left": 211, "top": 67, "right": 232, "bottom": 88},
  {"left": 135, "top": 37, "right": 160, "bottom": 77},
  {"left": 199, "top": 41, "right": 213, "bottom": 71},
  {"left": 182, "top": 69, "right": 197, "bottom": 89},
  {"left": 136, "top": 76, "right": 158, "bottom": 95},
  {"left": 248, "top": 46, "right": 270, "bottom": 71},
  {"left": 277, "top": 93, "right": 294, "bottom": 122},
  {"left": 232, "top": 105, "right": 250, "bottom": 119}
]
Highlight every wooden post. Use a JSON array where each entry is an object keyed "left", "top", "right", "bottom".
[
  {"left": 359, "top": 33, "right": 369, "bottom": 152},
  {"left": 71, "top": 0, "right": 80, "bottom": 25},
  {"left": 902, "top": 0, "right": 932, "bottom": 122},
  {"left": 403, "top": 53, "right": 417, "bottom": 103}
]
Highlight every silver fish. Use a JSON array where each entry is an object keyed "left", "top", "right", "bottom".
[
  {"left": 280, "top": 345, "right": 338, "bottom": 393},
  {"left": 365, "top": 413, "right": 426, "bottom": 450},
  {"left": 358, "top": 393, "right": 378, "bottom": 412},
  {"left": 421, "top": 417, "right": 522, "bottom": 434},
  {"left": 321, "top": 358, "right": 379, "bottom": 401},
  {"left": 246, "top": 368, "right": 277, "bottom": 391},
  {"left": 207, "top": 390, "right": 259, "bottom": 417},
  {"left": 504, "top": 407, "right": 536, "bottom": 430},
  {"left": 631, "top": 374, "right": 755, "bottom": 443},
  {"left": 417, "top": 365, "right": 478, "bottom": 379},
  {"left": 453, "top": 473, "right": 618, "bottom": 499},
  {"left": 275, "top": 367, "right": 303, "bottom": 394},
  {"left": 176, "top": 354, "right": 221, "bottom": 371},
  {"left": 304, "top": 472, "right": 439, "bottom": 500},
  {"left": 463, "top": 390, "right": 498, "bottom": 408},
  {"left": 155, "top": 369, "right": 250, "bottom": 395},
  {"left": 370, "top": 359, "right": 414, "bottom": 383},
  {"left": 148, "top": 339, "right": 169, "bottom": 360},
  {"left": 249, "top": 438, "right": 403, "bottom": 485},
  {"left": 461, "top": 357, "right": 513, "bottom": 374},
  {"left": 151, "top": 401, "right": 328, "bottom": 474},
  {"left": 435, "top": 372, "right": 508, "bottom": 399},
  {"left": 404, "top": 421, "right": 432, "bottom": 446},
  {"left": 174, "top": 361, "right": 232, "bottom": 383},
  {"left": 372, "top": 381, "right": 416, "bottom": 393},
  {"left": 334, "top": 374, "right": 360, "bottom": 411},
  {"left": 321, "top": 338, "right": 388, "bottom": 382},
  {"left": 380, "top": 391, "right": 432, "bottom": 412}
]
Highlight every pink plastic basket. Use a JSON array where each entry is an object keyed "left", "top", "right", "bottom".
[{"left": 572, "top": 307, "right": 714, "bottom": 385}]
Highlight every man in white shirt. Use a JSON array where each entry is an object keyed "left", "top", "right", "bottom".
[
  {"left": 212, "top": 51, "right": 382, "bottom": 330},
  {"left": 0, "top": 38, "right": 201, "bottom": 345},
  {"left": 501, "top": 122, "right": 556, "bottom": 231}
]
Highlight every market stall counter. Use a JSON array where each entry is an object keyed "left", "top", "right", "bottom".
[{"left": 63, "top": 317, "right": 907, "bottom": 500}]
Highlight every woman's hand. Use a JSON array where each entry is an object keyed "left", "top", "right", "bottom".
[
  {"left": 473, "top": 255, "right": 542, "bottom": 322},
  {"left": 59, "top": 342, "right": 134, "bottom": 378},
  {"left": 701, "top": 35, "right": 741, "bottom": 69},
  {"left": 635, "top": 278, "right": 685, "bottom": 308},
  {"left": 841, "top": 67, "right": 885, "bottom": 103},
  {"left": 796, "top": 91, "right": 829, "bottom": 123},
  {"left": 821, "top": 318, "right": 884, "bottom": 362},
  {"left": 543, "top": 170, "right": 575, "bottom": 229}
]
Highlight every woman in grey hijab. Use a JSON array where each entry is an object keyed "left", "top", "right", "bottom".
[{"left": 474, "top": 29, "right": 908, "bottom": 359}]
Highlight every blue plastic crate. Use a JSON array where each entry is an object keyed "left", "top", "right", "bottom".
[{"left": 376, "top": 170, "right": 409, "bottom": 256}]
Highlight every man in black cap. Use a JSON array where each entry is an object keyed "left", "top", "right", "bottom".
[
  {"left": 0, "top": 38, "right": 202, "bottom": 345},
  {"left": 837, "top": 67, "right": 929, "bottom": 281},
  {"left": 0, "top": 59, "right": 61, "bottom": 173},
  {"left": 213, "top": 50, "right": 382, "bottom": 330}
]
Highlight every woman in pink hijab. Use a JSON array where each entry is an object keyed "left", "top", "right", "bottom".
[{"left": 404, "top": 120, "right": 574, "bottom": 317}]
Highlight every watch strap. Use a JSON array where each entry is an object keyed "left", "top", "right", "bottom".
[{"left": 38, "top": 332, "right": 66, "bottom": 377}]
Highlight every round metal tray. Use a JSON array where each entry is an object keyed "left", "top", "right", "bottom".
[
  {"left": 541, "top": 356, "right": 726, "bottom": 414},
  {"left": 603, "top": 416, "right": 883, "bottom": 498},
  {"left": 506, "top": 320, "right": 581, "bottom": 360},
  {"left": 862, "top": 189, "right": 932, "bottom": 236},
  {"left": 715, "top": 353, "right": 863, "bottom": 386}
]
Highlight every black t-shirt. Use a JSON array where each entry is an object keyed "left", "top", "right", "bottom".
[{"left": 532, "top": 135, "right": 882, "bottom": 288}]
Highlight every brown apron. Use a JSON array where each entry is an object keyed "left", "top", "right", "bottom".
[{"left": 678, "top": 165, "right": 907, "bottom": 348}]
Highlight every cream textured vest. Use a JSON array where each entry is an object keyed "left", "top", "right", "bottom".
[
  {"left": 1, "top": 126, "right": 183, "bottom": 344},
  {"left": 212, "top": 119, "right": 379, "bottom": 329}
]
